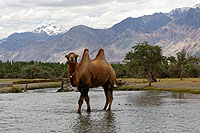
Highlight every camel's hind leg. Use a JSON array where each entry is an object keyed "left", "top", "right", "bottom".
[
  {"left": 103, "top": 82, "right": 114, "bottom": 111},
  {"left": 103, "top": 87, "right": 109, "bottom": 110},
  {"left": 107, "top": 88, "right": 113, "bottom": 111}
]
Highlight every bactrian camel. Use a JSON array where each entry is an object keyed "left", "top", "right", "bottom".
[{"left": 65, "top": 49, "right": 116, "bottom": 113}]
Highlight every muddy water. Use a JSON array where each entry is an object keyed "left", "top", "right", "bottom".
[{"left": 0, "top": 88, "right": 200, "bottom": 132}]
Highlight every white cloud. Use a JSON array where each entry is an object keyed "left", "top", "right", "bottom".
[{"left": 0, "top": 0, "right": 199, "bottom": 39}]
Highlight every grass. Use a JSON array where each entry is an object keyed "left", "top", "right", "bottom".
[
  {"left": 0, "top": 79, "right": 62, "bottom": 93},
  {"left": 155, "top": 78, "right": 200, "bottom": 83},
  {"left": 0, "top": 86, "right": 22, "bottom": 93},
  {"left": 12, "top": 82, "right": 61, "bottom": 90},
  {"left": 115, "top": 85, "right": 144, "bottom": 91},
  {"left": 115, "top": 78, "right": 200, "bottom": 94},
  {"left": 11, "top": 86, "right": 23, "bottom": 93},
  {"left": 25, "top": 82, "right": 61, "bottom": 90},
  {"left": 116, "top": 85, "right": 200, "bottom": 94},
  {"left": 117, "top": 78, "right": 200, "bottom": 83},
  {"left": 0, "top": 79, "right": 40, "bottom": 82},
  {"left": 117, "top": 78, "right": 148, "bottom": 83},
  {"left": 144, "top": 86, "right": 200, "bottom": 94},
  {"left": 1, "top": 78, "right": 200, "bottom": 94}
]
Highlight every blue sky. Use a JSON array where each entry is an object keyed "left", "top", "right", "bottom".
[{"left": 0, "top": 0, "right": 199, "bottom": 39}]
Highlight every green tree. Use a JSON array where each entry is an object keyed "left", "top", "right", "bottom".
[
  {"left": 22, "top": 64, "right": 41, "bottom": 79},
  {"left": 176, "top": 49, "right": 199, "bottom": 80},
  {"left": 157, "top": 56, "right": 169, "bottom": 78},
  {"left": 0, "top": 61, "right": 68, "bottom": 79},
  {"left": 185, "top": 62, "right": 200, "bottom": 78},
  {"left": 167, "top": 56, "right": 176, "bottom": 63},
  {"left": 111, "top": 64, "right": 127, "bottom": 78},
  {"left": 124, "top": 42, "right": 163, "bottom": 86},
  {"left": 0, "top": 61, "right": 6, "bottom": 78}
]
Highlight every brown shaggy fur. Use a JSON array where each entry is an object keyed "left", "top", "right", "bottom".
[{"left": 66, "top": 49, "right": 116, "bottom": 113}]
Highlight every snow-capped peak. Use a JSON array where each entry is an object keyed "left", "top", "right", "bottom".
[
  {"left": 193, "top": 3, "right": 200, "bottom": 8},
  {"left": 33, "top": 24, "right": 67, "bottom": 36}
]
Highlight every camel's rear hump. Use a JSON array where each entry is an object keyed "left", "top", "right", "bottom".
[{"left": 95, "top": 49, "right": 106, "bottom": 60}]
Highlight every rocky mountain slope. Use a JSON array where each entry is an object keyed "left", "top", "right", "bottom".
[{"left": 0, "top": 4, "right": 200, "bottom": 63}]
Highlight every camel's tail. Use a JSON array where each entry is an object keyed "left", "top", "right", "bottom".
[{"left": 115, "top": 79, "right": 119, "bottom": 87}]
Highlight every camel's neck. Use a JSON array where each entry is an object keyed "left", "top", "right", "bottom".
[{"left": 68, "top": 63, "right": 78, "bottom": 87}]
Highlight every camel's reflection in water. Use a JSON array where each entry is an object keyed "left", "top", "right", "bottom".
[{"left": 72, "top": 111, "right": 118, "bottom": 132}]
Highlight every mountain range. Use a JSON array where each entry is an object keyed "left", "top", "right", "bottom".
[{"left": 0, "top": 4, "right": 200, "bottom": 63}]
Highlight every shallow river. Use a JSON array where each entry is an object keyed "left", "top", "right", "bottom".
[{"left": 1, "top": 88, "right": 200, "bottom": 133}]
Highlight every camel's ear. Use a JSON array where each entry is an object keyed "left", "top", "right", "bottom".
[{"left": 65, "top": 54, "right": 69, "bottom": 59}]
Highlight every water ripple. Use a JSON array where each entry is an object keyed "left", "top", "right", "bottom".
[{"left": 0, "top": 89, "right": 200, "bottom": 132}]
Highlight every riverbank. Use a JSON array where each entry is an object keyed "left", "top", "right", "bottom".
[
  {"left": 1, "top": 78, "right": 200, "bottom": 94},
  {"left": 0, "top": 79, "right": 61, "bottom": 93},
  {"left": 115, "top": 78, "right": 200, "bottom": 94}
]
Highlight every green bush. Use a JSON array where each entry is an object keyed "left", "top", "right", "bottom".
[{"left": 11, "top": 86, "right": 22, "bottom": 93}]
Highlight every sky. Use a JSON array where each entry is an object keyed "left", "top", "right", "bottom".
[{"left": 0, "top": 0, "right": 200, "bottom": 39}]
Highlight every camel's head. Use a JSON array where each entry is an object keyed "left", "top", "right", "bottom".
[{"left": 65, "top": 52, "right": 79, "bottom": 64}]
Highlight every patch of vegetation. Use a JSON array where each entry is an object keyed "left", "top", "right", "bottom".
[
  {"left": 115, "top": 85, "right": 140, "bottom": 91},
  {"left": 145, "top": 86, "right": 200, "bottom": 94},
  {"left": 111, "top": 42, "right": 200, "bottom": 81},
  {"left": 13, "top": 82, "right": 61, "bottom": 90},
  {"left": 11, "top": 86, "right": 22, "bottom": 93},
  {"left": 26, "top": 82, "right": 61, "bottom": 90},
  {"left": 0, "top": 61, "right": 68, "bottom": 79},
  {"left": 115, "top": 82, "right": 200, "bottom": 94},
  {"left": 115, "top": 77, "right": 200, "bottom": 94},
  {"left": 117, "top": 78, "right": 148, "bottom": 84}
]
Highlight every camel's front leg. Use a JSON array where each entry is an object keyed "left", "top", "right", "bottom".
[
  {"left": 78, "top": 94, "right": 84, "bottom": 113},
  {"left": 78, "top": 87, "right": 89, "bottom": 113}
]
